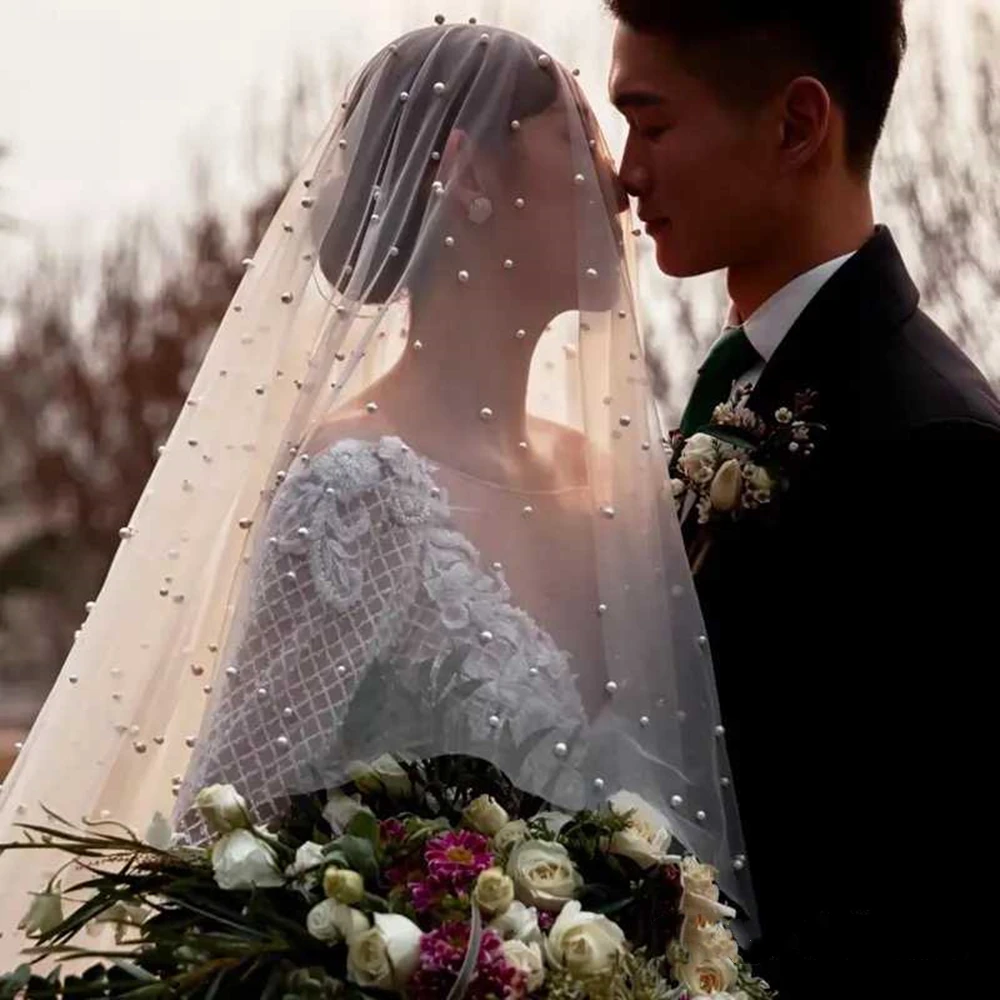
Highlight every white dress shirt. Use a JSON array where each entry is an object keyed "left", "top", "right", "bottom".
[{"left": 722, "top": 251, "right": 856, "bottom": 399}]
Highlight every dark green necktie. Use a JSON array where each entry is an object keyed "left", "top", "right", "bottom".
[{"left": 679, "top": 325, "right": 759, "bottom": 437}]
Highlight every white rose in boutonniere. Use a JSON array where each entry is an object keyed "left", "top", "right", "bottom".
[
  {"left": 195, "top": 784, "right": 251, "bottom": 834},
  {"left": 323, "top": 790, "right": 374, "bottom": 832},
  {"left": 678, "top": 433, "right": 718, "bottom": 486},
  {"left": 608, "top": 791, "right": 676, "bottom": 869},
  {"left": 545, "top": 900, "right": 625, "bottom": 977},
  {"left": 211, "top": 828, "right": 284, "bottom": 890},
  {"left": 742, "top": 462, "right": 774, "bottom": 503},
  {"left": 347, "top": 913, "right": 422, "bottom": 992},
  {"left": 680, "top": 857, "right": 737, "bottom": 924},
  {"left": 507, "top": 840, "right": 582, "bottom": 911},
  {"left": 464, "top": 794, "right": 510, "bottom": 836},
  {"left": 709, "top": 459, "right": 743, "bottom": 513}
]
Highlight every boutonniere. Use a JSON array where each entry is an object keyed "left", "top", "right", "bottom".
[{"left": 669, "top": 388, "right": 825, "bottom": 565}]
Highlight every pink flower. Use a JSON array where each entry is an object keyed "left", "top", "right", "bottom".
[
  {"left": 380, "top": 818, "right": 407, "bottom": 845},
  {"left": 410, "top": 923, "right": 525, "bottom": 1000},
  {"left": 425, "top": 830, "right": 493, "bottom": 890}
]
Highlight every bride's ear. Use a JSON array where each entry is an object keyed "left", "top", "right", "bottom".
[{"left": 440, "top": 129, "right": 491, "bottom": 214}]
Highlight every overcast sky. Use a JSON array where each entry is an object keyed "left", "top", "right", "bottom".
[{"left": 0, "top": 0, "right": 979, "bottom": 306}]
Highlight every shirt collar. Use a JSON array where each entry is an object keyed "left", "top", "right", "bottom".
[{"left": 725, "top": 252, "right": 856, "bottom": 363}]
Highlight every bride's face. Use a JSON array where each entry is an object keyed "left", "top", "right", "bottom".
[{"left": 493, "top": 102, "right": 628, "bottom": 314}]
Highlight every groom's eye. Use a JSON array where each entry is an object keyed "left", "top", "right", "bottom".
[{"left": 640, "top": 125, "right": 669, "bottom": 141}]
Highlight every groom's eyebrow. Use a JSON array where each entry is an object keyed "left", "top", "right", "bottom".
[{"left": 611, "top": 90, "right": 667, "bottom": 111}]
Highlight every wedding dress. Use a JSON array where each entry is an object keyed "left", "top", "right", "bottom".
[
  {"left": 0, "top": 21, "right": 754, "bottom": 964},
  {"left": 177, "top": 435, "right": 587, "bottom": 835}
]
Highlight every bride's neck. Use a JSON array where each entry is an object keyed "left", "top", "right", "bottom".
[{"left": 364, "top": 278, "right": 552, "bottom": 478}]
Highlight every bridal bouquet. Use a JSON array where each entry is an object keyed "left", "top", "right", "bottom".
[{"left": 0, "top": 757, "right": 771, "bottom": 999}]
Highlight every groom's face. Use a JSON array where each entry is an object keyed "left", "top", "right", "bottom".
[{"left": 610, "top": 25, "right": 779, "bottom": 277}]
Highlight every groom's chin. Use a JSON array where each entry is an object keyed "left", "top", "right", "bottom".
[{"left": 653, "top": 245, "right": 719, "bottom": 279}]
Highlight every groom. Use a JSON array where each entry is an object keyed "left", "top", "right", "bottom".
[{"left": 607, "top": 2, "right": 1000, "bottom": 993}]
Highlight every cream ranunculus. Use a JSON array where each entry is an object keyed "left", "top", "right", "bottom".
[
  {"left": 492, "top": 819, "right": 530, "bottom": 854},
  {"left": 507, "top": 840, "right": 582, "bottom": 912},
  {"left": 307, "top": 898, "right": 369, "bottom": 944},
  {"left": 680, "top": 857, "right": 736, "bottom": 924},
  {"left": 347, "top": 913, "right": 422, "bottom": 992},
  {"left": 489, "top": 900, "right": 543, "bottom": 944},
  {"left": 195, "top": 784, "right": 251, "bottom": 835},
  {"left": 464, "top": 794, "right": 510, "bottom": 836},
  {"left": 679, "top": 433, "right": 719, "bottom": 486},
  {"left": 18, "top": 889, "right": 64, "bottom": 937},
  {"left": 473, "top": 867, "right": 515, "bottom": 916},
  {"left": 324, "top": 866, "right": 365, "bottom": 905},
  {"left": 608, "top": 791, "right": 676, "bottom": 870},
  {"left": 709, "top": 458, "right": 743, "bottom": 513},
  {"left": 676, "top": 954, "right": 739, "bottom": 996},
  {"left": 210, "top": 828, "right": 284, "bottom": 890},
  {"left": 503, "top": 940, "right": 546, "bottom": 991},
  {"left": 545, "top": 900, "right": 625, "bottom": 978}
]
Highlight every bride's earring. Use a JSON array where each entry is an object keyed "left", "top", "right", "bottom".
[{"left": 467, "top": 196, "right": 493, "bottom": 225}]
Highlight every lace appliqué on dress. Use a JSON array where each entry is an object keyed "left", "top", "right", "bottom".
[{"left": 176, "top": 436, "right": 583, "bottom": 836}]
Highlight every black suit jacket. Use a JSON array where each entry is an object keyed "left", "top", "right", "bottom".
[{"left": 689, "top": 227, "right": 1000, "bottom": 994}]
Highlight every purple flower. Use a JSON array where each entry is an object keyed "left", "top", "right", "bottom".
[
  {"left": 425, "top": 830, "right": 493, "bottom": 890},
  {"left": 410, "top": 923, "right": 524, "bottom": 1000}
]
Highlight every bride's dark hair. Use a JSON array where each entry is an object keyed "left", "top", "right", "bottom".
[{"left": 318, "top": 24, "right": 559, "bottom": 305}]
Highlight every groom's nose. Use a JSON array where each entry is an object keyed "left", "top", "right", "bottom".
[{"left": 619, "top": 163, "right": 651, "bottom": 200}]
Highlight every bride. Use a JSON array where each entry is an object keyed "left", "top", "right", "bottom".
[{"left": 0, "top": 21, "right": 750, "bottom": 960}]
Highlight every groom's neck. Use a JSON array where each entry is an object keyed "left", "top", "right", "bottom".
[{"left": 726, "top": 179, "right": 875, "bottom": 321}]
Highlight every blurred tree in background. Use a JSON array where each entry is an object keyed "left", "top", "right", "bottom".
[{"left": 1, "top": 6, "right": 998, "bottom": 763}]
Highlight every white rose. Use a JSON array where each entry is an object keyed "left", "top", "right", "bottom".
[
  {"left": 675, "top": 954, "right": 739, "bottom": 996},
  {"left": 464, "top": 795, "right": 510, "bottom": 836},
  {"left": 18, "top": 889, "right": 64, "bottom": 937},
  {"left": 286, "top": 841, "right": 325, "bottom": 878},
  {"left": 348, "top": 754, "right": 412, "bottom": 797},
  {"left": 680, "top": 857, "right": 736, "bottom": 924},
  {"left": 473, "top": 867, "right": 515, "bottom": 916},
  {"left": 743, "top": 462, "right": 774, "bottom": 501},
  {"left": 710, "top": 459, "right": 742, "bottom": 513},
  {"left": 489, "top": 900, "right": 543, "bottom": 944},
  {"left": 493, "top": 819, "right": 530, "bottom": 854},
  {"left": 210, "top": 828, "right": 284, "bottom": 890},
  {"left": 347, "top": 913, "right": 422, "bottom": 992},
  {"left": 324, "top": 866, "right": 365, "bottom": 905},
  {"left": 503, "top": 940, "right": 546, "bottom": 992},
  {"left": 679, "top": 433, "right": 718, "bottom": 486},
  {"left": 608, "top": 791, "right": 676, "bottom": 870},
  {"left": 545, "top": 900, "right": 625, "bottom": 978},
  {"left": 307, "top": 898, "right": 369, "bottom": 944},
  {"left": 323, "top": 791, "right": 374, "bottom": 832},
  {"left": 196, "top": 784, "right": 251, "bottom": 835},
  {"left": 507, "top": 840, "right": 582, "bottom": 912},
  {"left": 682, "top": 920, "right": 739, "bottom": 965}
]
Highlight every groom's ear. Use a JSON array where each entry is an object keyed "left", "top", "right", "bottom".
[
  {"left": 776, "top": 76, "right": 833, "bottom": 173},
  {"left": 439, "top": 129, "right": 491, "bottom": 211}
]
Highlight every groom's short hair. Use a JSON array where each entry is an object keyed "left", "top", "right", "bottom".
[{"left": 605, "top": 1, "right": 907, "bottom": 175}]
